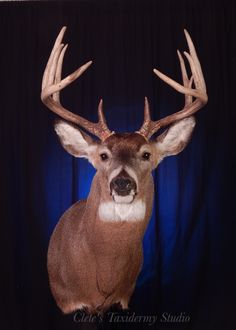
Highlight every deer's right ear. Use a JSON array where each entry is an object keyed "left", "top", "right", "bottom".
[{"left": 54, "top": 120, "right": 97, "bottom": 159}]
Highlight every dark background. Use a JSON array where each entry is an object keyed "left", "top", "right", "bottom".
[{"left": 0, "top": 1, "right": 235, "bottom": 329}]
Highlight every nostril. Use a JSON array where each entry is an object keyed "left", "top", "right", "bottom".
[
  {"left": 110, "top": 176, "right": 137, "bottom": 196},
  {"left": 126, "top": 181, "right": 132, "bottom": 188},
  {"left": 114, "top": 178, "right": 129, "bottom": 190},
  {"left": 124, "top": 179, "right": 132, "bottom": 189},
  {"left": 113, "top": 177, "right": 135, "bottom": 191}
]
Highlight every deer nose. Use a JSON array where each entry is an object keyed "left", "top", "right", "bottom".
[{"left": 110, "top": 177, "right": 137, "bottom": 196}]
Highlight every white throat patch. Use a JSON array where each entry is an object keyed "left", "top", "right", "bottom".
[{"left": 98, "top": 199, "right": 146, "bottom": 222}]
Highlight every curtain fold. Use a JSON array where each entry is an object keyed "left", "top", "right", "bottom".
[{"left": 0, "top": 1, "right": 235, "bottom": 329}]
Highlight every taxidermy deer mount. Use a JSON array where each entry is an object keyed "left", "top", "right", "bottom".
[{"left": 41, "top": 26, "right": 207, "bottom": 314}]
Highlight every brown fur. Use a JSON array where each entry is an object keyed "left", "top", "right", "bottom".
[
  {"left": 48, "top": 120, "right": 195, "bottom": 314},
  {"left": 48, "top": 133, "right": 154, "bottom": 314}
]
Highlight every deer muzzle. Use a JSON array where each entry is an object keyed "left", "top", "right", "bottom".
[{"left": 110, "top": 171, "right": 137, "bottom": 204}]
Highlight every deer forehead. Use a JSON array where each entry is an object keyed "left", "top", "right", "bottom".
[{"left": 100, "top": 133, "right": 150, "bottom": 156}]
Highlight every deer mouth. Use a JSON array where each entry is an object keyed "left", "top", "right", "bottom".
[{"left": 111, "top": 190, "right": 136, "bottom": 204}]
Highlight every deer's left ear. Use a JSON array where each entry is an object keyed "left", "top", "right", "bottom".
[
  {"left": 153, "top": 116, "right": 196, "bottom": 163},
  {"left": 54, "top": 120, "right": 97, "bottom": 159}
]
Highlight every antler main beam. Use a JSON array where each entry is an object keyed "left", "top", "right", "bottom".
[
  {"left": 137, "top": 29, "right": 208, "bottom": 139},
  {"left": 41, "top": 26, "right": 112, "bottom": 141}
]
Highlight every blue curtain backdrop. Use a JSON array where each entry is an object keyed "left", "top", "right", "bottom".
[{"left": 0, "top": 1, "right": 235, "bottom": 330}]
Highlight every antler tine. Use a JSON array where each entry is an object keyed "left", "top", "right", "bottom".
[
  {"left": 41, "top": 26, "right": 113, "bottom": 141},
  {"left": 54, "top": 44, "right": 68, "bottom": 102},
  {"left": 184, "top": 29, "right": 206, "bottom": 92},
  {"left": 177, "top": 49, "right": 193, "bottom": 106},
  {"left": 42, "top": 26, "right": 66, "bottom": 90},
  {"left": 137, "top": 30, "right": 208, "bottom": 139}
]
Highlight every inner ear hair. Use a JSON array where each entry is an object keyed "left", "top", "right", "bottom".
[
  {"left": 54, "top": 119, "right": 96, "bottom": 158},
  {"left": 54, "top": 119, "right": 94, "bottom": 144},
  {"left": 155, "top": 116, "right": 196, "bottom": 158}
]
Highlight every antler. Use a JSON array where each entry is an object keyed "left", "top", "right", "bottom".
[
  {"left": 137, "top": 29, "right": 208, "bottom": 139},
  {"left": 41, "top": 26, "right": 113, "bottom": 141}
]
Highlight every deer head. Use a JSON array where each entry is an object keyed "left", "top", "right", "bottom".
[
  {"left": 41, "top": 27, "right": 207, "bottom": 314},
  {"left": 41, "top": 27, "right": 207, "bottom": 206}
]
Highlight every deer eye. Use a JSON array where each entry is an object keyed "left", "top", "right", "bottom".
[
  {"left": 142, "top": 152, "right": 151, "bottom": 161},
  {"left": 100, "top": 153, "right": 109, "bottom": 161}
]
